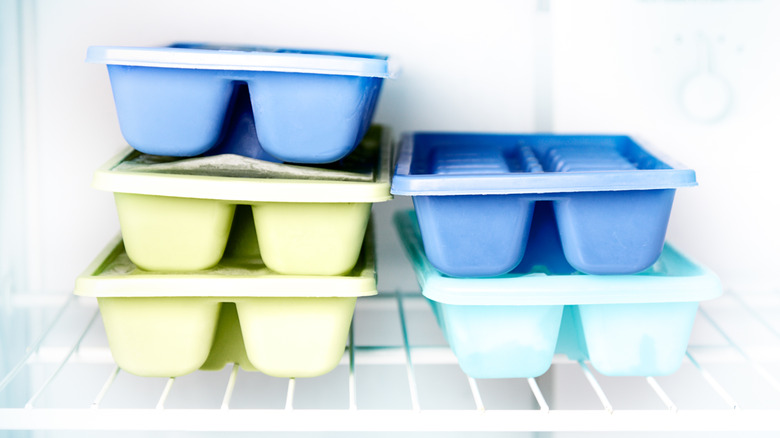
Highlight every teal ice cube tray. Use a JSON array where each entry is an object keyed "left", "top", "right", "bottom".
[{"left": 395, "top": 209, "right": 722, "bottom": 378}]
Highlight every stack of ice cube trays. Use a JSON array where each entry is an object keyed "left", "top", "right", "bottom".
[
  {"left": 74, "top": 44, "right": 394, "bottom": 378},
  {"left": 391, "top": 132, "right": 722, "bottom": 378},
  {"left": 74, "top": 43, "right": 722, "bottom": 382}
]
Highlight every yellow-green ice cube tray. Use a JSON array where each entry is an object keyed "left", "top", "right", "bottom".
[
  {"left": 93, "top": 125, "right": 391, "bottom": 275},
  {"left": 74, "top": 227, "right": 377, "bottom": 378}
]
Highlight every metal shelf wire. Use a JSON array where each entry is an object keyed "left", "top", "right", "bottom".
[{"left": 0, "top": 288, "right": 779, "bottom": 433}]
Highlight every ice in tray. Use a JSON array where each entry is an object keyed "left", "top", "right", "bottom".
[
  {"left": 86, "top": 43, "right": 396, "bottom": 163},
  {"left": 92, "top": 125, "right": 391, "bottom": 275},
  {"left": 391, "top": 133, "right": 697, "bottom": 276},
  {"left": 395, "top": 208, "right": 721, "bottom": 378},
  {"left": 74, "top": 226, "right": 378, "bottom": 378}
]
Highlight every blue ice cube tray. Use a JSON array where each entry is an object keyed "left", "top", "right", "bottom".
[
  {"left": 391, "top": 132, "right": 697, "bottom": 276},
  {"left": 86, "top": 44, "right": 395, "bottom": 163},
  {"left": 395, "top": 209, "right": 721, "bottom": 378}
]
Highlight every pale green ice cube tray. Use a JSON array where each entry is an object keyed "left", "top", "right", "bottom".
[
  {"left": 74, "top": 225, "right": 377, "bottom": 378},
  {"left": 93, "top": 125, "right": 391, "bottom": 275}
]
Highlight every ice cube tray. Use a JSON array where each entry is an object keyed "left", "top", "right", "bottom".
[
  {"left": 395, "top": 208, "right": 721, "bottom": 378},
  {"left": 391, "top": 132, "right": 697, "bottom": 276},
  {"left": 93, "top": 125, "right": 391, "bottom": 275},
  {"left": 74, "top": 226, "right": 377, "bottom": 378},
  {"left": 86, "top": 43, "right": 395, "bottom": 163}
]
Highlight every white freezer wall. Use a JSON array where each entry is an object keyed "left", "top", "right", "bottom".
[
  {"left": 13, "top": 0, "right": 537, "bottom": 294},
  {"left": 7, "top": 0, "right": 780, "bottom": 294},
  {"left": 550, "top": 0, "right": 780, "bottom": 290},
  {"left": 2, "top": 1, "right": 780, "bottom": 438}
]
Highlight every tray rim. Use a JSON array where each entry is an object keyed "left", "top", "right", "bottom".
[{"left": 391, "top": 132, "right": 697, "bottom": 196}]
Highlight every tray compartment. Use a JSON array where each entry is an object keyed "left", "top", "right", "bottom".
[
  {"left": 114, "top": 193, "right": 236, "bottom": 271},
  {"left": 251, "top": 202, "right": 371, "bottom": 275},
  {"left": 98, "top": 297, "right": 222, "bottom": 377},
  {"left": 236, "top": 297, "right": 357, "bottom": 378}
]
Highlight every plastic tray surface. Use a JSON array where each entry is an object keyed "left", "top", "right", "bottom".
[
  {"left": 395, "top": 209, "right": 721, "bottom": 378},
  {"left": 391, "top": 132, "right": 697, "bottom": 276},
  {"left": 93, "top": 126, "right": 391, "bottom": 275},
  {"left": 86, "top": 44, "right": 395, "bottom": 163}
]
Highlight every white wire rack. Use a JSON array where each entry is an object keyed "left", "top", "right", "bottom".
[{"left": 0, "top": 288, "right": 779, "bottom": 433}]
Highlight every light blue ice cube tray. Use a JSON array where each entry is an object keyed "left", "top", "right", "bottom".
[
  {"left": 395, "top": 209, "right": 721, "bottom": 379},
  {"left": 86, "top": 44, "right": 395, "bottom": 163},
  {"left": 391, "top": 132, "right": 697, "bottom": 276}
]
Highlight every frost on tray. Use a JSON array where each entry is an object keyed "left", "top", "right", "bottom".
[{"left": 113, "top": 153, "right": 374, "bottom": 182}]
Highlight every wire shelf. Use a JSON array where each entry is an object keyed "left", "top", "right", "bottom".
[{"left": 0, "top": 288, "right": 779, "bottom": 433}]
